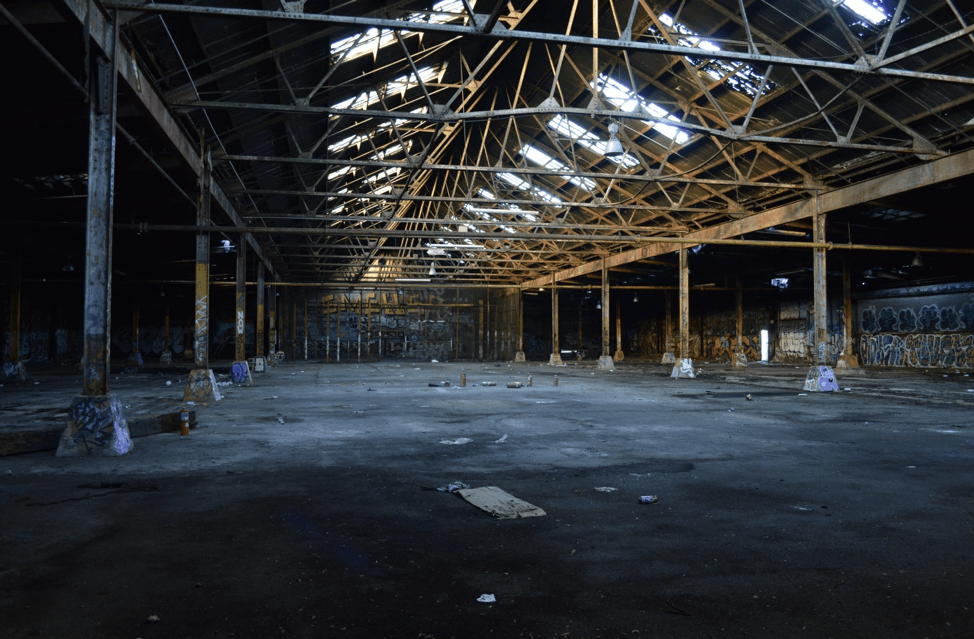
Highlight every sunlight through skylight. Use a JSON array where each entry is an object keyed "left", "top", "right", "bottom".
[
  {"left": 546, "top": 115, "right": 640, "bottom": 168},
  {"left": 595, "top": 74, "right": 690, "bottom": 144}
]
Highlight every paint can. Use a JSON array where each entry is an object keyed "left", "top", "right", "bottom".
[
  {"left": 553, "top": 375, "right": 558, "bottom": 387},
  {"left": 638, "top": 495, "right": 659, "bottom": 504},
  {"left": 180, "top": 408, "right": 190, "bottom": 436},
  {"left": 460, "top": 372, "right": 466, "bottom": 387},
  {"left": 527, "top": 374, "right": 532, "bottom": 386}
]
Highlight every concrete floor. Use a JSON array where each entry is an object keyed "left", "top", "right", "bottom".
[{"left": 2, "top": 359, "right": 973, "bottom": 638}]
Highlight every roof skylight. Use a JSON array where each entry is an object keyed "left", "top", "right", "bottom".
[
  {"left": 496, "top": 172, "right": 563, "bottom": 205},
  {"left": 546, "top": 115, "right": 640, "bottom": 169},
  {"left": 332, "top": 66, "right": 443, "bottom": 113},
  {"left": 835, "top": 0, "right": 888, "bottom": 25},
  {"left": 655, "top": 14, "right": 775, "bottom": 98},
  {"left": 330, "top": 0, "right": 475, "bottom": 64},
  {"left": 521, "top": 144, "right": 597, "bottom": 191},
  {"left": 595, "top": 75, "right": 690, "bottom": 145}
]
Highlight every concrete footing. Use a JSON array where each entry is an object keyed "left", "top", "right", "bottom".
[
  {"left": 56, "top": 394, "right": 133, "bottom": 456},
  {"left": 661, "top": 352, "right": 676, "bottom": 364},
  {"left": 613, "top": 349, "right": 624, "bottom": 362},
  {"left": 597, "top": 355, "right": 615, "bottom": 371},
  {"left": 3, "top": 361, "right": 27, "bottom": 381},
  {"left": 183, "top": 369, "right": 223, "bottom": 402},
  {"left": 514, "top": 351, "right": 526, "bottom": 363},
  {"left": 252, "top": 357, "right": 267, "bottom": 373},
  {"left": 126, "top": 352, "right": 143, "bottom": 369},
  {"left": 804, "top": 365, "right": 839, "bottom": 392},
  {"left": 731, "top": 353, "right": 748, "bottom": 368},
  {"left": 159, "top": 350, "right": 172, "bottom": 364},
  {"left": 548, "top": 353, "right": 564, "bottom": 366},
  {"left": 231, "top": 360, "right": 253, "bottom": 385},
  {"left": 836, "top": 354, "right": 866, "bottom": 376},
  {"left": 670, "top": 358, "right": 695, "bottom": 379}
]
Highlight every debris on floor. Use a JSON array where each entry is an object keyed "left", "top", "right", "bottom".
[
  {"left": 494, "top": 434, "right": 508, "bottom": 443},
  {"left": 477, "top": 594, "right": 496, "bottom": 603},
  {"left": 507, "top": 381, "right": 523, "bottom": 388},
  {"left": 428, "top": 381, "right": 451, "bottom": 387},
  {"left": 277, "top": 416, "right": 285, "bottom": 424},
  {"left": 746, "top": 394, "right": 752, "bottom": 401},
  {"left": 638, "top": 495, "right": 659, "bottom": 504},
  {"left": 439, "top": 437, "right": 473, "bottom": 445},
  {"left": 456, "top": 486, "right": 546, "bottom": 519},
  {"left": 481, "top": 382, "right": 496, "bottom": 386},
  {"left": 594, "top": 487, "right": 617, "bottom": 492},
  {"left": 436, "top": 481, "right": 469, "bottom": 493}
]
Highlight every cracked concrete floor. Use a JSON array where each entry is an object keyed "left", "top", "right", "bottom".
[{"left": 2, "top": 360, "right": 973, "bottom": 638}]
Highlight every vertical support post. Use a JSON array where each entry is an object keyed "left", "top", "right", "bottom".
[
  {"left": 614, "top": 298, "right": 624, "bottom": 361},
  {"left": 454, "top": 289, "right": 460, "bottom": 361},
  {"left": 478, "top": 299, "right": 484, "bottom": 361},
  {"left": 549, "top": 287, "right": 563, "bottom": 365},
  {"left": 231, "top": 239, "right": 251, "bottom": 384},
  {"left": 161, "top": 305, "right": 171, "bottom": 364},
  {"left": 337, "top": 299, "right": 342, "bottom": 363},
  {"left": 268, "top": 284, "right": 277, "bottom": 363},
  {"left": 325, "top": 304, "right": 331, "bottom": 363},
  {"left": 358, "top": 296, "right": 363, "bottom": 363},
  {"left": 661, "top": 291, "right": 675, "bottom": 364},
  {"left": 514, "top": 289, "right": 525, "bottom": 362},
  {"left": 670, "top": 247, "right": 695, "bottom": 378},
  {"left": 184, "top": 141, "right": 221, "bottom": 402},
  {"left": 59, "top": 13, "right": 132, "bottom": 455},
  {"left": 5, "top": 242, "right": 26, "bottom": 380},
  {"left": 836, "top": 257, "right": 864, "bottom": 374},
  {"left": 804, "top": 200, "right": 839, "bottom": 391},
  {"left": 486, "top": 293, "right": 491, "bottom": 361},
  {"left": 813, "top": 209, "right": 828, "bottom": 365},
  {"left": 304, "top": 298, "right": 308, "bottom": 361},
  {"left": 126, "top": 308, "right": 142, "bottom": 369},
  {"left": 598, "top": 263, "right": 614, "bottom": 370},
  {"left": 732, "top": 277, "right": 747, "bottom": 367},
  {"left": 254, "top": 263, "right": 266, "bottom": 373},
  {"left": 291, "top": 301, "right": 297, "bottom": 361},
  {"left": 314, "top": 292, "right": 321, "bottom": 361},
  {"left": 367, "top": 300, "right": 373, "bottom": 361}
]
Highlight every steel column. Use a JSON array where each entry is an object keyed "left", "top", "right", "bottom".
[
  {"left": 732, "top": 278, "right": 746, "bottom": 367},
  {"left": 7, "top": 242, "right": 22, "bottom": 371},
  {"left": 235, "top": 240, "right": 247, "bottom": 361},
  {"left": 679, "top": 248, "right": 689, "bottom": 360},
  {"left": 598, "top": 263, "right": 613, "bottom": 370},
  {"left": 836, "top": 257, "right": 864, "bottom": 374},
  {"left": 478, "top": 299, "right": 484, "bottom": 362},
  {"left": 256, "top": 263, "right": 265, "bottom": 363},
  {"left": 614, "top": 298, "right": 624, "bottom": 361},
  {"left": 813, "top": 206, "right": 828, "bottom": 365},
  {"left": 549, "top": 288, "right": 563, "bottom": 365}
]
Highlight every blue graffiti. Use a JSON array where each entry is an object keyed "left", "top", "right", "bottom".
[
  {"left": 861, "top": 306, "right": 879, "bottom": 333},
  {"left": 918, "top": 305, "right": 940, "bottom": 331},
  {"left": 897, "top": 308, "right": 918, "bottom": 332},
  {"left": 877, "top": 307, "right": 898, "bottom": 331}
]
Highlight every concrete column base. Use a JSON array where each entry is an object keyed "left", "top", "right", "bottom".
[
  {"left": 56, "top": 394, "right": 133, "bottom": 456},
  {"left": 731, "top": 353, "right": 748, "bottom": 368},
  {"left": 613, "top": 349, "right": 624, "bottom": 361},
  {"left": 231, "top": 360, "right": 253, "bottom": 385},
  {"left": 159, "top": 350, "right": 173, "bottom": 364},
  {"left": 597, "top": 355, "right": 615, "bottom": 371},
  {"left": 548, "top": 353, "right": 564, "bottom": 366},
  {"left": 836, "top": 354, "right": 866, "bottom": 376},
  {"left": 2, "top": 361, "right": 27, "bottom": 381},
  {"left": 124, "top": 352, "right": 143, "bottom": 373},
  {"left": 184, "top": 369, "right": 223, "bottom": 402},
  {"left": 670, "top": 358, "right": 696, "bottom": 379},
  {"left": 252, "top": 357, "right": 267, "bottom": 373},
  {"left": 661, "top": 352, "right": 676, "bottom": 364},
  {"left": 804, "top": 365, "right": 839, "bottom": 392},
  {"left": 514, "top": 351, "right": 526, "bottom": 363}
]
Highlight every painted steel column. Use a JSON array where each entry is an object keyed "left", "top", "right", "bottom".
[
  {"left": 670, "top": 248, "right": 695, "bottom": 378},
  {"left": 126, "top": 309, "right": 142, "bottom": 369},
  {"left": 836, "top": 258, "right": 865, "bottom": 374},
  {"left": 661, "top": 292, "right": 675, "bottom": 364},
  {"left": 231, "top": 239, "right": 252, "bottom": 384},
  {"left": 478, "top": 299, "right": 484, "bottom": 361},
  {"left": 304, "top": 298, "right": 308, "bottom": 360},
  {"left": 732, "top": 278, "right": 747, "bottom": 367},
  {"left": 598, "top": 263, "right": 614, "bottom": 370},
  {"left": 58, "top": 14, "right": 132, "bottom": 455},
  {"left": 184, "top": 145, "right": 221, "bottom": 402},
  {"left": 5, "top": 242, "right": 25, "bottom": 380},
  {"left": 614, "top": 298, "right": 624, "bottom": 361},
  {"left": 549, "top": 288, "right": 563, "bottom": 365},
  {"left": 254, "top": 262, "right": 266, "bottom": 372},
  {"left": 358, "top": 297, "right": 363, "bottom": 363},
  {"left": 813, "top": 207, "right": 828, "bottom": 365},
  {"left": 268, "top": 284, "right": 277, "bottom": 362},
  {"left": 514, "top": 290, "right": 525, "bottom": 362},
  {"left": 161, "top": 305, "right": 171, "bottom": 363},
  {"left": 325, "top": 303, "right": 331, "bottom": 363}
]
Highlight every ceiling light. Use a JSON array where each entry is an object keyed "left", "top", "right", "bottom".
[
  {"left": 633, "top": 292, "right": 639, "bottom": 303},
  {"left": 429, "top": 263, "right": 437, "bottom": 276},
  {"left": 62, "top": 257, "right": 74, "bottom": 272},
  {"left": 604, "top": 122, "right": 624, "bottom": 157},
  {"left": 911, "top": 252, "right": 925, "bottom": 267}
]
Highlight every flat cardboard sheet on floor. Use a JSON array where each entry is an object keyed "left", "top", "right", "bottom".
[{"left": 456, "top": 486, "right": 546, "bottom": 519}]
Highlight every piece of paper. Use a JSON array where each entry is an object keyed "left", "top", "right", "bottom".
[{"left": 456, "top": 486, "right": 546, "bottom": 519}]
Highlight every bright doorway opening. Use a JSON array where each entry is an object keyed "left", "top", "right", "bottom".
[{"left": 760, "top": 329, "right": 769, "bottom": 362}]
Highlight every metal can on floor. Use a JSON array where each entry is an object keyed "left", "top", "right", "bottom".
[{"left": 638, "top": 495, "right": 659, "bottom": 504}]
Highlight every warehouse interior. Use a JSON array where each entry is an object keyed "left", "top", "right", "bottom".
[{"left": 2, "top": 1, "right": 974, "bottom": 637}]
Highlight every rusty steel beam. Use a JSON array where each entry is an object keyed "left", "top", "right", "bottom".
[
  {"left": 103, "top": 2, "right": 974, "bottom": 86},
  {"left": 520, "top": 145, "right": 974, "bottom": 288}
]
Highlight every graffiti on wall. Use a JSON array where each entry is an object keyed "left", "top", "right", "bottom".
[
  {"left": 707, "top": 335, "right": 760, "bottom": 362},
  {"left": 861, "top": 303, "right": 974, "bottom": 334},
  {"left": 859, "top": 333, "right": 974, "bottom": 369}
]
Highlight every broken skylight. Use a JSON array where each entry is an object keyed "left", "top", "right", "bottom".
[
  {"left": 546, "top": 115, "right": 640, "bottom": 169},
  {"left": 332, "top": 66, "right": 443, "bottom": 113},
  {"left": 595, "top": 74, "right": 690, "bottom": 145},
  {"left": 331, "top": 0, "right": 474, "bottom": 64},
  {"left": 520, "top": 144, "right": 596, "bottom": 191},
  {"left": 655, "top": 14, "right": 775, "bottom": 99},
  {"left": 495, "top": 172, "right": 563, "bottom": 205},
  {"left": 835, "top": 0, "right": 888, "bottom": 26}
]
